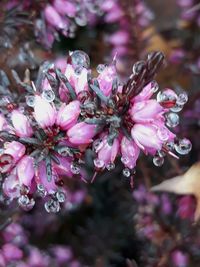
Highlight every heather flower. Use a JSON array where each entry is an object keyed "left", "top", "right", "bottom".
[{"left": 0, "top": 50, "right": 190, "bottom": 211}]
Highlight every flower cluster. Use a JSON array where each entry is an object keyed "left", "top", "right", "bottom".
[
  {"left": 133, "top": 185, "right": 196, "bottom": 267},
  {"left": 102, "top": 0, "right": 153, "bottom": 73},
  {"left": 0, "top": 221, "right": 82, "bottom": 267},
  {"left": 170, "top": 0, "right": 200, "bottom": 74},
  {"left": 0, "top": 50, "right": 191, "bottom": 211}
]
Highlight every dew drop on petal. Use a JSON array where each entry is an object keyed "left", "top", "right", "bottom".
[
  {"left": 157, "top": 89, "right": 177, "bottom": 108},
  {"left": 157, "top": 128, "right": 169, "bottom": 141},
  {"left": 26, "top": 95, "right": 35, "bottom": 107},
  {"left": 42, "top": 89, "right": 55, "bottom": 102},
  {"left": 71, "top": 50, "right": 90, "bottom": 69},
  {"left": 37, "top": 184, "right": 47, "bottom": 198},
  {"left": 70, "top": 163, "right": 80, "bottom": 174},
  {"left": 106, "top": 163, "right": 115, "bottom": 171},
  {"left": 151, "top": 80, "right": 159, "bottom": 93},
  {"left": 153, "top": 156, "right": 164, "bottom": 167},
  {"left": 174, "top": 138, "right": 192, "bottom": 155},
  {"left": 44, "top": 199, "right": 60, "bottom": 213},
  {"left": 96, "top": 64, "right": 106, "bottom": 73},
  {"left": 166, "top": 113, "right": 179, "bottom": 128},
  {"left": 121, "top": 156, "right": 129, "bottom": 165},
  {"left": 94, "top": 158, "right": 105, "bottom": 169}
]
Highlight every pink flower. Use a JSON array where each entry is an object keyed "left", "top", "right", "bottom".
[
  {"left": 96, "top": 136, "right": 119, "bottom": 166},
  {"left": 56, "top": 101, "right": 80, "bottom": 130},
  {"left": 133, "top": 82, "right": 156, "bottom": 102},
  {"left": 3, "top": 174, "right": 20, "bottom": 200},
  {"left": 131, "top": 124, "right": 163, "bottom": 153},
  {"left": 64, "top": 64, "right": 88, "bottom": 95},
  {"left": 53, "top": 155, "right": 73, "bottom": 177},
  {"left": 2, "top": 244, "right": 23, "bottom": 261},
  {"left": 171, "top": 250, "right": 189, "bottom": 267},
  {"left": 17, "top": 156, "right": 34, "bottom": 187},
  {"left": 121, "top": 137, "right": 140, "bottom": 169},
  {"left": 109, "top": 31, "right": 129, "bottom": 46},
  {"left": 36, "top": 161, "right": 57, "bottom": 194},
  {"left": 11, "top": 110, "right": 33, "bottom": 137},
  {"left": 34, "top": 95, "right": 57, "bottom": 128},
  {"left": 130, "top": 100, "right": 164, "bottom": 123},
  {"left": 67, "top": 122, "right": 96, "bottom": 145},
  {"left": 4, "top": 141, "right": 25, "bottom": 163},
  {"left": 97, "top": 64, "right": 117, "bottom": 96},
  {"left": 44, "top": 5, "right": 66, "bottom": 29},
  {"left": 53, "top": 0, "right": 76, "bottom": 17}
]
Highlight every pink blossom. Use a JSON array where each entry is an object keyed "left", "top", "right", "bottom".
[
  {"left": 97, "top": 64, "right": 118, "bottom": 96},
  {"left": 130, "top": 100, "right": 164, "bottom": 123},
  {"left": 4, "top": 141, "right": 25, "bottom": 163},
  {"left": 109, "top": 31, "right": 129, "bottom": 46},
  {"left": 67, "top": 122, "right": 96, "bottom": 145},
  {"left": 131, "top": 124, "right": 163, "bottom": 153},
  {"left": 44, "top": 5, "right": 66, "bottom": 29},
  {"left": 17, "top": 156, "right": 34, "bottom": 187},
  {"left": 53, "top": 155, "right": 73, "bottom": 177},
  {"left": 11, "top": 110, "right": 33, "bottom": 137},
  {"left": 96, "top": 137, "right": 119, "bottom": 166},
  {"left": 36, "top": 161, "right": 57, "bottom": 194},
  {"left": 2, "top": 244, "right": 23, "bottom": 261},
  {"left": 133, "top": 82, "right": 155, "bottom": 102},
  {"left": 171, "top": 250, "right": 189, "bottom": 267},
  {"left": 56, "top": 101, "right": 80, "bottom": 130},
  {"left": 64, "top": 64, "right": 88, "bottom": 95},
  {"left": 53, "top": 0, "right": 76, "bottom": 17},
  {"left": 34, "top": 95, "right": 57, "bottom": 128},
  {"left": 121, "top": 136, "right": 140, "bottom": 169},
  {"left": 3, "top": 174, "right": 21, "bottom": 200}
]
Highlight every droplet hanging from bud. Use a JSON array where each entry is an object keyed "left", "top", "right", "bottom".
[
  {"left": 174, "top": 138, "right": 192, "bottom": 155},
  {"left": 44, "top": 199, "right": 60, "bottom": 213},
  {"left": 56, "top": 191, "right": 66, "bottom": 203},
  {"left": 157, "top": 89, "right": 177, "bottom": 108},
  {"left": 123, "top": 168, "right": 131, "bottom": 177},
  {"left": 70, "top": 163, "right": 80, "bottom": 174},
  {"left": 177, "top": 92, "right": 188, "bottom": 105},
  {"left": 42, "top": 89, "right": 55, "bottom": 103},
  {"left": 94, "top": 158, "right": 105, "bottom": 169},
  {"left": 153, "top": 156, "right": 164, "bottom": 167},
  {"left": 106, "top": 163, "right": 115, "bottom": 171},
  {"left": 166, "top": 113, "right": 179, "bottom": 128},
  {"left": 71, "top": 50, "right": 90, "bottom": 70}
]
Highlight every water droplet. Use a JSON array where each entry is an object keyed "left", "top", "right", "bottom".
[
  {"left": 96, "top": 64, "right": 106, "bottom": 73},
  {"left": 75, "top": 12, "right": 87, "bottom": 26},
  {"left": 37, "top": 184, "right": 47, "bottom": 198},
  {"left": 18, "top": 195, "right": 35, "bottom": 211},
  {"left": 166, "top": 113, "right": 179, "bottom": 128},
  {"left": 157, "top": 128, "right": 169, "bottom": 141},
  {"left": 56, "top": 191, "right": 66, "bottom": 203},
  {"left": 26, "top": 95, "right": 35, "bottom": 107},
  {"left": 44, "top": 199, "right": 60, "bottom": 213},
  {"left": 70, "top": 163, "right": 80, "bottom": 174},
  {"left": 174, "top": 138, "right": 192, "bottom": 155},
  {"left": 106, "top": 163, "right": 115, "bottom": 171},
  {"left": 151, "top": 80, "right": 159, "bottom": 93},
  {"left": 94, "top": 158, "right": 105, "bottom": 169},
  {"left": 170, "top": 103, "right": 183, "bottom": 113},
  {"left": 177, "top": 92, "right": 188, "bottom": 105},
  {"left": 157, "top": 89, "right": 177, "bottom": 108},
  {"left": 121, "top": 157, "right": 129, "bottom": 165},
  {"left": 71, "top": 50, "right": 90, "bottom": 69},
  {"left": 166, "top": 141, "right": 174, "bottom": 151},
  {"left": 42, "top": 90, "right": 55, "bottom": 102},
  {"left": 123, "top": 168, "right": 131, "bottom": 177},
  {"left": 153, "top": 156, "right": 164, "bottom": 167}
]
